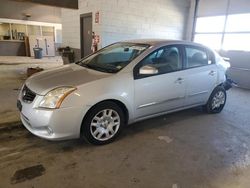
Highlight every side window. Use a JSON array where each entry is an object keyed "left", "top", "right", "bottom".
[
  {"left": 185, "top": 47, "right": 209, "bottom": 68},
  {"left": 139, "top": 46, "right": 182, "bottom": 75}
]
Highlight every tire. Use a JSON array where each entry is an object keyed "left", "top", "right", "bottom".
[
  {"left": 81, "top": 101, "right": 125, "bottom": 145},
  {"left": 204, "top": 86, "right": 227, "bottom": 114}
]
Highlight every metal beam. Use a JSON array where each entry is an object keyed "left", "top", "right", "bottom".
[
  {"left": 11, "top": 0, "right": 78, "bottom": 9},
  {"left": 191, "top": 0, "right": 200, "bottom": 41}
]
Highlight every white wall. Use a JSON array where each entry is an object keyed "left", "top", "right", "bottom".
[
  {"left": 100, "top": 0, "right": 191, "bottom": 47},
  {"left": 61, "top": 0, "right": 191, "bottom": 49},
  {"left": 61, "top": 0, "right": 100, "bottom": 49}
]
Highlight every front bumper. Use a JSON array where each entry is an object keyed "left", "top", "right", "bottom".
[{"left": 18, "top": 97, "right": 88, "bottom": 141}]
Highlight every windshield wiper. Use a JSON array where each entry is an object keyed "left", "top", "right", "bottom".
[
  {"left": 80, "top": 63, "right": 91, "bottom": 68},
  {"left": 80, "top": 63, "right": 117, "bottom": 73}
]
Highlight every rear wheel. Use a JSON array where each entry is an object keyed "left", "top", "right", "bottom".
[
  {"left": 81, "top": 101, "right": 125, "bottom": 145},
  {"left": 204, "top": 86, "right": 227, "bottom": 114}
]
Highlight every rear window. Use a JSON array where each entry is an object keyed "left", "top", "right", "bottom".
[{"left": 185, "top": 47, "right": 209, "bottom": 68}]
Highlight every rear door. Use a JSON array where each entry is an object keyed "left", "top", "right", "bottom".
[{"left": 184, "top": 46, "right": 217, "bottom": 106}]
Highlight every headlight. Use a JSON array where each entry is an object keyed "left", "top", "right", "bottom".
[{"left": 39, "top": 87, "right": 76, "bottom": 109}]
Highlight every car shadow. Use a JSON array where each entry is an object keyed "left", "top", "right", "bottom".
[{"left": 120, "top": 106, "right": 205, "bottom": 139}]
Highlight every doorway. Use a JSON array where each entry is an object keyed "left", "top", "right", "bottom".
[{"left": 80, "top": 13, "right": 93, "bottom": 58}]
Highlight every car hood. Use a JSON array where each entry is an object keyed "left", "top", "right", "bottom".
[{"left": 25, "top": 63, "right": 111, "bottom": 95}]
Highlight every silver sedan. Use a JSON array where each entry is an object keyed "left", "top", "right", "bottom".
[{"left": 17, "top": 39, "right": 231, "bottom": 145}]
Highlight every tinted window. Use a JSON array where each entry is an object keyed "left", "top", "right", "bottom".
[
  {"left": 139, "top": 46, "right": 182, "bottom": 75},
  {"left": 185, "top": 47, "right": 209, "bottom": 68}
]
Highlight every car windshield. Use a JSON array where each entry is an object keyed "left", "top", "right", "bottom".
[{"left": 77, "top": 43, "right": 150, "bottom": 73}]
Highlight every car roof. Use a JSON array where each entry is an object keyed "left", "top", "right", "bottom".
[{"left": 122, "top": 39, "right": 207, "bottom": 48}]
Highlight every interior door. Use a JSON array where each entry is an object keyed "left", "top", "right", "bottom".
[
  {"left": 184, "top": 46, "right": 217, "bottom": 106},
  {"left": 134, "top": 45, "right": 186, "bottom": 119},
  {"left": 80, "top": 13, "right": 93, "bottom": 58}
]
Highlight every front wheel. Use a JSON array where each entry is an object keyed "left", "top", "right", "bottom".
[
  {"left": 81, "top": 101, "right": 125, "bottom": 145},
  {"left": 204, "top": 86, "right": 227, "bottom": 114}
]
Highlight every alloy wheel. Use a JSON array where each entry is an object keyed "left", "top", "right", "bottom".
[
  {"left": 211, "top": 91, "right": 226, "bottom": 110},
  {"left": 90, "top": 109, "right": 120, "bottom": 141}
]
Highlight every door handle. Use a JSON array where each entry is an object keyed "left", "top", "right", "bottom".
[
  {"left": 175, "top": 77, "right": 184, "bottom": 84},
  {"left": 209, "top": 70, "right": 216, "bottom": 76}
]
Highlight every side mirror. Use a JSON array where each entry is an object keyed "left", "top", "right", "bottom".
[{"left": 139, "top": 65, "right": 158, "bottom": 75}]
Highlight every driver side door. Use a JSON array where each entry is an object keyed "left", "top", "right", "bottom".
[{"left": 134, "top": 45, "right": 187, "bottom": 119}]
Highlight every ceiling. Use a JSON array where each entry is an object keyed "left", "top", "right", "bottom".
[{"left": 10, "top": 0, "right": 78, "bottom": 9}]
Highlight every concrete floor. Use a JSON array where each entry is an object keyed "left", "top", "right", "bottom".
[
  {"left": 0, "top": 56, "right": 63, "bottom": 65},
  {"left": 0, "top": 56, "right": 63, "bottom": 125},
  {"left": 0, "top": 87, "right": 250, "bottom": 188}
]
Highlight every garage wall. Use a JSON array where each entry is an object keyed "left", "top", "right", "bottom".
[
  {"left": 61, "top": 1, "right": 100, "bottom": 50},
  {"left": 62, "top": 0, "right": 191, "bottom": 51},
  {"left": 100, "top": 0, "right": 190, "bottom": 47}
]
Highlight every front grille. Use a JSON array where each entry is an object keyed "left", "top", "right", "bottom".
[{"left": 22, "top": 85, "right": 36, "bottom": 103}]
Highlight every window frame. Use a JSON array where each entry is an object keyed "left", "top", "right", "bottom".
[
  {"left": 183, "top": 45, "right": 215, "bottom": 70},
  {"left": 133, "top": 45, "right": 184, "bottom": 80}
]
